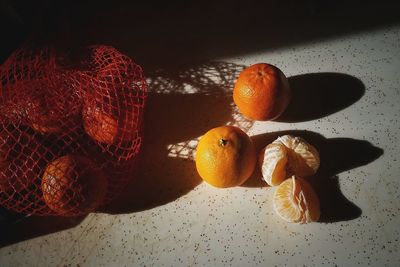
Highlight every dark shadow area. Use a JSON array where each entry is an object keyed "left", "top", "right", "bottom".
[
  {"left": 241, "top": 164, "right": 264, "bottom": 188},
  {"left": 0, "top": 207, "right": 26, "bottom": 227},
  {"left": 101, "top": 92, "right": 227, "bottom": 213},
  {"left": 245, "top": 130, "right": 383, "bottom": 223},
  {"left": 102, "top": 62, "right": 252, "bottom": 214},
  {"left": 276, "top": 73, "right": 365, "bottom": 122},
  {"left": 1, "top": 1, "right": 400, "bottom": 69},
  {"left": 0, "top": 207, "right": 85, "bottom": 248},
  {"left": 0, "top": 61, "right": 252, "bottom": 245}
]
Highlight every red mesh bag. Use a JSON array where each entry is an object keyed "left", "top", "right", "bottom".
[{"left": 0, "top": 45, "right": 147, "bottom": 216}]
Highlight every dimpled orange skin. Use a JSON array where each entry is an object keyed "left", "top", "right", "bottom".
[
  {"left": 41, "top": 155, "right": 108, "bottom": 215},
  {"left": 233, "top": 63, "right": 291, "bottom": 121},
  {"left": 83, "top": 105, "right": 138, "bottom": 144},
  {"left": 83, "top": 106, "right": 119, "bottom": 144},
  {"left": 195, "top": 126, "right": 256, "bottom": 188}
]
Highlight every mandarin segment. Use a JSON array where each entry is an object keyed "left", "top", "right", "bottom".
[
  {"left": 259, "top": 143, "right": 288, "bottom": 186},
  {"left": 273, "top": 176, "right": 320, "bottom": 223},
  {"left": 274, "top": 135, "right": 320, "bottom": 177},
  {"left": 195, "top": 126, "right": 256, "bottom": 188}
]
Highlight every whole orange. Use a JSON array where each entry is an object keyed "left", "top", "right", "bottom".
[
  {"left": 83, "top": 106, "right": 119, "bottom": 144},
  {"left": 83, "top": 104, "right": 138, "bottom": 144},
  {"left": 195, "top": 126, "right": 256, "bottom": 188},
  {"left": 26, "top": 85, "right": 80, "bottom": 135},
  {"left": 233, "top": 63, "right": 291, "bottom": 121},
  {"left": 41, "top": 155, "right": 108, "bottom": 215}
]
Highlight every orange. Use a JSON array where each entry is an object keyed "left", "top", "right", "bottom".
[
  {"left": 273, "top": 176, "right": 320, "bottom": 223},
  {"left": 26, "top": 96, "right": 62, "bottom": 134},
  {"left": 83, "top": 106, "right": 119, "bottom": 144},
  {"left": 195, "top": 125, "right": 256, "bottom": 188},
  {"left": 31, "top": 122, "right": 62, "bottom": 134},
  {"left": 26, "top": 87, "right": 80, "bottom": 134},
  {"left": 41, "top": 155, "right": 108, "bottom": 215},
  {"left": 29, "top": 111, "right": 80, "bottom": 135},
  {"left": 233, "top": 63, "right": 291, "bottom": 121},
  {"left": 83, "top": 104, "right": 138, "bottom": 144},
  {"left": 260, "top": 135, "right": 320, "bottom": 186}
]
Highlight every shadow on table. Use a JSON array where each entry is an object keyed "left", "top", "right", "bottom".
[
  {"left": 102, "top": 61, "right": 253, "bottom": 214},
  {"left": 243, "top": 130, "right": 383, "bottom": 223},
  {"left": 277, "top": 73, "right": 365, "bottom": 122},
  {"left": 0, "top": 212, "right": 85, "bottom": 248},
  {"left": 0, "top": 61, "right": 252, "bottom": 246}
]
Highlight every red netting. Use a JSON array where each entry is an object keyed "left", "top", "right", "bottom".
[{"left": 0, "top": 45, "right": 147, "bottom": 216}]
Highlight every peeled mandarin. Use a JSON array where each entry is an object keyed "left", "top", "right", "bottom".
[
  {"left": 273, "top": 176, "right": 320, "bottom": 223},
  {"left": 260, "top": 135, "right": 320, "bottom": 186}
]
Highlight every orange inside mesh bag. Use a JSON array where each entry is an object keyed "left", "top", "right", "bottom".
[{"left": 0, "top": 46, "right": 147, "bottom": 216}]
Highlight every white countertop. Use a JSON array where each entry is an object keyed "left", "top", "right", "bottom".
[{"left": 1, "top": 2, "right": 399, "bottom": 266}]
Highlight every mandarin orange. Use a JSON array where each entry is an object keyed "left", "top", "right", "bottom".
[
  {"left": 260, "top": 135, "right": 320, "bottom": 186},
  {"left": 83, "top": 106, "right": 119, "bottom": 144},
  {"left": 233, "top": 63, "right": 291, "bottom": 121},
  {"left": 42, "top": 155, "right": 108, "bottom": 215},
  {"left": 195, "top": 126, "right": 256, "bottom": 188},
  {"left": 259, "top": 142, "right": 288, "bottom": 186}
]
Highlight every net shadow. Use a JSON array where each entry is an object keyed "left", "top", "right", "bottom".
[{"left": 103, "top": 61, "right": 254, "bottom": 214}]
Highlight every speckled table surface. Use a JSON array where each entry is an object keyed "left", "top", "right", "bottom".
[{"left": 1, "top": 2, "right": 400, "bottom": 267}]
